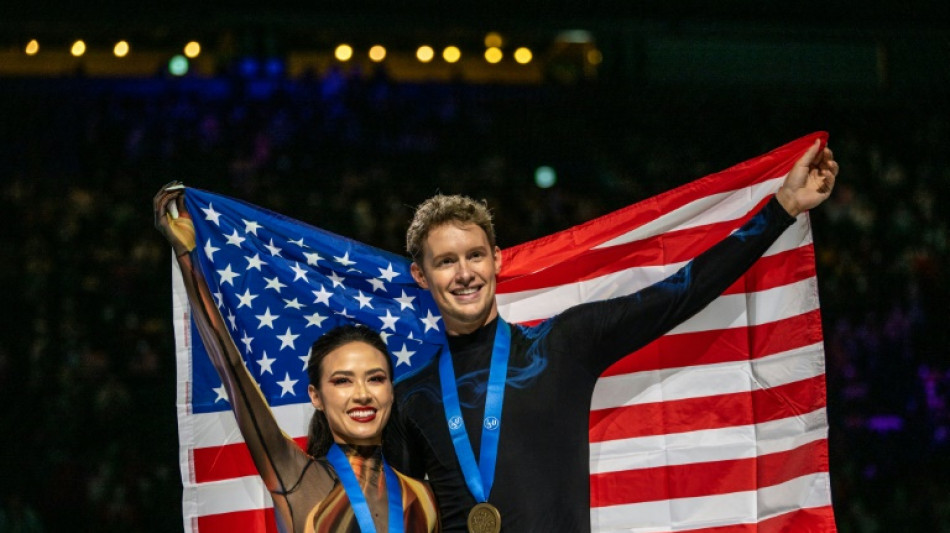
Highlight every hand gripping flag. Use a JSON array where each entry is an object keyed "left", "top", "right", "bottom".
[{"left": 171, "top": 132, "right": 836, "bottom": 532}]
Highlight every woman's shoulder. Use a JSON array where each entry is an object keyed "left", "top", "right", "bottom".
[{"left": 392, "top": 468, "right": 440, "bottom": 531}]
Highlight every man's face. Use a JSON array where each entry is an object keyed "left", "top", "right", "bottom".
[{"left": 410, "top": 222, "right": 502, "bottom": 336}]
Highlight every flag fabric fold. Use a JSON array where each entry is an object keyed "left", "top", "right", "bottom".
[{"left": 171, "top": 132, "right": 836, "bottom": 532}]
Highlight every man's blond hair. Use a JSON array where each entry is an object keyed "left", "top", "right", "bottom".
[{"left": 406, "top": 194, "right": 496, "bottom": 264}]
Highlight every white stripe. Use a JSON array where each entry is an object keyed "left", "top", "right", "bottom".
[
  {"left": 594, "top": 177, "right": 785, "bottom": 249},
  {"left": 497, "top": 215, "right": 813, "bottom": 324},
  {"left": 185, "top": 475, "right": 273, "bottom": 516},
  {"left": 187, "top": 402, "right": 313, "bottom": 450},
  {"left": 590, "top": 342, "right": 825, "bottom": 410},
  {"left": 590, "top": 472, "right": 833, "bottom": 532},
  {"left": 589, "top": 408, "right": 829, "bottom": 474},
  {"left": 173, "top": 259, "right": 200, "bottom": 533}
]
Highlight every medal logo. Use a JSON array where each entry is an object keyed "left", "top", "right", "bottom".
[
  {"left": 449, "top": 416, "right": 464, "bottom": 430},
  {"left": 483, "top": 416, "right": 499, "bottom": 431}
]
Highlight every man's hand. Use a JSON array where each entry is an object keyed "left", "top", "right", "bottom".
[
  {"left": 775, "top": 139, "right": 838, "bottom": 217},
  {"left": 153, "top": 181, "right": 196, "bottom": 257}
]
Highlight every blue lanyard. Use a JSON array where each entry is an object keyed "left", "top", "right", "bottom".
[
  {"left": 438, "top": 319, "right": 511, "bottom": 502},
  {"left": 326, "top": 443, "right": 404, "bottom": 533}
]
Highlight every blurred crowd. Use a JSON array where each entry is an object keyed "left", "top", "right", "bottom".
[{"left": 0, "top": 64, "right": 947, "bottom": 531}]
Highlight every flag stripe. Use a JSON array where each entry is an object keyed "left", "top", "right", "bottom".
[
  {"left": 496, "top": 217, "right": 813, "bottom": 323},
  {"left": 590, "top": 342, "right": 825, "bottom": 410},
  {"left": 193, "top": 437, "right": 309, "bottom": 484},
  {"left": 589, "top": 472, "right": 833, "bottom": 532},
  {"left": 589, "top": 408, "right": 828, "bottom": 473},
  {"left": 590, "top": 438, "right": 829, "bottom": 506},
  {"left": 589, "top": 375, "right": 828, "bottom": 441},
  {"left": 600, "top": 308, "right": 823, "bottom": 377},
  {"left": 197, "top": 508, "right": 280, "bottom": 533}
]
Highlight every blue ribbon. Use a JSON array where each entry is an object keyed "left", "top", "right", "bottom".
[
  {"left": 438, "top": 319, "right": 511, "bottom": 503},
  {"left": 326, "top": 443, "right": 404, "bottom": 533}
]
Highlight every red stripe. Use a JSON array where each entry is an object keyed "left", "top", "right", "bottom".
[
  {"left": 197, "top": 508, "right": 279, "bottom": 533},
  {"left": 498, "top": 200, "right": 770, "bottom": 293},
  {"left": 600, "top": 308, "right": 824, "bottom": 377},
  {"left": 589, "top": 375, "right": 828, "bottom": 442},
  {"left": 630, "top": 506, "right": 838, "bottom": 533},
  {"left": 721, "top": 245, "right": 816, "bottom": 295},
  {"left": 500, "top": 133, "right": 826, "bottom": 280},
  {"left": 590, "top": 439, "right": 829, "bottom": 506},
  {"left": 193, "top": 436, "right": 308, "bottom": 484}
]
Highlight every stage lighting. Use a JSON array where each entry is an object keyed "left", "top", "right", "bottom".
[
  {"left": 25, "top": 39, "right": 39, "bottom": 55},
  {"left": 535, "top": 166, "right": 557, "bottom": 188},
  {"left": 335, "top": 44, "right": 353, "bottom": 62},
  {"left": 442, "top": 46, "right": 461, "bottom": 63},
  {"left": 369, "top": 45, "right": 386, "bottom": 62},
  {"left": 184, "top": 41, "right": 201, "bottom": 58},
  {"left": 416, "top": 45, "right": 434, "bottom": 63},
  {"left": 484, "top": 47, "right": 502, "bottom": 64},
  {"left": 169, "top": 55, "right": 189, "bottom": 76},
  {"left": 71, "top": 40, "right": 86, "bottom": 57},
  {"left": 484, "top": 32, "right": 503, "bottom": 48},
  {"left": 114, "top": 41, "right": 130, "bottom": 58},
  {"left": 514, "top": 47, "right": 532, "bottom": 64}
]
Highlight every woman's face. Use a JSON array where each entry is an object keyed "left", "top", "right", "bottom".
[{"left": 308, "top": 341, "right": 394, "bottom": 447}]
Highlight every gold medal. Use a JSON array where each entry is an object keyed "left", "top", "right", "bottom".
[{"left": 467, "top": 502, "right": 501, "bottom": 533}]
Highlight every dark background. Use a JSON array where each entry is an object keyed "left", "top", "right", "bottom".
[{"left": 0, "top": 2, "right": 948, "bottom": 531}]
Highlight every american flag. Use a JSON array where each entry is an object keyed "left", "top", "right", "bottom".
[{"left": 171, "top": 132, "right": 836, "bottom": 532}]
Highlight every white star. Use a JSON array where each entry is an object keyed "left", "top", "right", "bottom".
[
  {"left": 378, "top": 263, "right": 399, "bottom": 282},
  {"left": 255, "top": 307, "right": 278, "bottom": 329},
  {"left": 203, "top": 239, "right": 220, "bottom": 261},
  {"left": 283, "top": 298, "right": 304, "bottom": 310},
  {"left": 276, "top": 372, "right": 299, "bottom": 397},
  {"left": 298, "top": 354, "right": 311, "bottom": 372},
  {"left": 265, "top": 238, "right": 283, "bottom": 257},
  {"left": 421, "top": 309, "right": 441, "bottom": 332},
  {"left": 304, "top": 311, "right": 328, "bottom": 328},
  {"left": 334, "top": 251, "right": 357, "bottom": 267},
  {"left": 225, "top": 229, "right": 246, "bottom": 247},
  {"left": 395, "top": 290, "right": 416, "bottom": 311},
  {"left": 334, "top": 308, "right": 355, "bottom": 319},
  {"left": 213, "top": 290, "right": 224, "bottom": 308},
  {"left": 354, "top": 291, "right": 373, "bottom": 309},
  {"left": 276, "top": 327, "right": 300, "bottom": 350},
  {"left": 243, "top": 219, "right": 262, "bottom": 236},
  {"left": 380, "top": 331, "right": 391, "bottom": 344},
  {"left": 290, "top": 262, "right": 309, "bottom": 282},
  {"left": 217, "top": 264, "right": 240, "bottom": 286},
  {"left": 240, "top": 330, "right": 254, "bottom": 353},
  {"left": 264, "top": 275, "right": 287, "bottom": 293},
  {"left": 368, "top": 277, "right": 387, "bottom": 293},
  {"left": 245, "top": 253, "right": 265, "bottom": 271},
  {"left": 378, "top": 309, "right": 399, "bottom": 331},
  {"left": 393, "top": 344, "right": 415, "bottom": 367},
  {"left": 257, "top": 351, "right": 276, "bottom": 375},
  {"left": 226, "top": 308, "right": 237, "bottom": 330},
  {"left": 312, "top": 285, "right": 333, "bottom": 306},
  {"left": 289, "top": 237, "right": 306, "bottom": 247},
  {"left": 201, "top": 203, "right": 222, "bottom": 225},
  {"left": 236, "top": 288, "right": 258, "bottom": 309},
  {"left": 303, "top": 251, "right": 323, "bottom": 266},
  {"left": 327, "top": 271, "right": 345, "bottom": 289},
  {"left": 213, "top": 384, "right": 229, "bottom": 403}
]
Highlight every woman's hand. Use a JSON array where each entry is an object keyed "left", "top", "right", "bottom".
[{"left": 153, "top": 181, "right": 196, "bottom": 257}]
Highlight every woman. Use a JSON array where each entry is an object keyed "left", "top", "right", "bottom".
[{"left": 154, "top": 184, "right": 439, "bottom": 533}]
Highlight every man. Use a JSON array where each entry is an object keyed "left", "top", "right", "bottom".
[{"left": 383, "top": 140, "right": 838, "bottom": 532}]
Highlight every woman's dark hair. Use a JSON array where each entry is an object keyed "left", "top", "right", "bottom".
[{"left": 305, "top": 324, "right": 392, "bottom": 458}]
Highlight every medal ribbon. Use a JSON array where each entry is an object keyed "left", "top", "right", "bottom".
[
  {"left": 438, "top": 318, "right": 511, "bottom": 503},
  {"left": 326, "top": 443, "right": 404, "bottom": 533}
]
